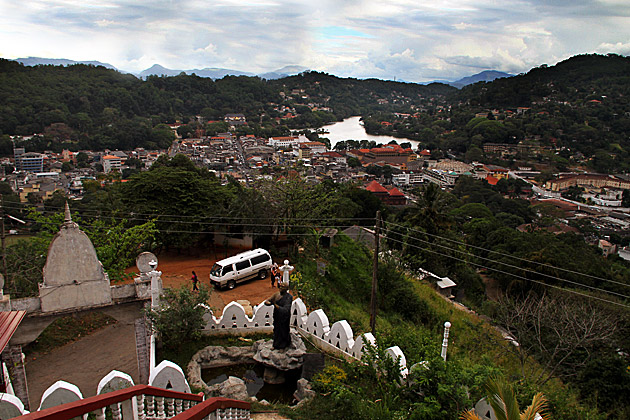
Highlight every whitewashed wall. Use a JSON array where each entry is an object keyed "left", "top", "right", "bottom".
[{"left": 202, "top": 298, "right": 410, "bottom": 376}]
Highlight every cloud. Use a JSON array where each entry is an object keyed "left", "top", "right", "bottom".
[
  {"left": 0, "top": 0, "right": 629, "bottom": 81},
  {"left": 595, "top": 40, "right": 630, "bottom": 55}
]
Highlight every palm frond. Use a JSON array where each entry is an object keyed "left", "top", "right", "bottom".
[
  {"left": 520, "top": 392, "right": 549, "bottom": 420},
  {"left": 484, "top": 377, "right": 520, "bottom": 420},
  {"left": 459, "top": 409, "right": 484, "bottom": 420}
]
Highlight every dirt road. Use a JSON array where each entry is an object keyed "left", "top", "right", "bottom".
[
  {"left": 26, "top": 250, "right": 283, "bottom": 408},
  {"left": 128, "top": 249, "right": 282, "bottom": 314}
]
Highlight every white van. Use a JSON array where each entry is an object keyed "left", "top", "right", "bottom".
[{"left": 209, "top": 248, "right": 273, "bottom": 289}]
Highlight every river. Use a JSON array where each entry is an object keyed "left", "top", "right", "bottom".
[{"left": 316, "top": 116, "right": 420, "bottom": 149}]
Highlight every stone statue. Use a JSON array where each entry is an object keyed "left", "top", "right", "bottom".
[
  {"left": 278, "top": 259, "right": 294, "bottom": 286},
  {"left": 264, "top": 283, "right": 293, "bottom": 349}
]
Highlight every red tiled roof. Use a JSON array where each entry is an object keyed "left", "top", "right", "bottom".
[
  {"left": 387, "top": 187, "right": 404, "bottom": 197},
  {"left": 0, "top": 311, "right": 25, "bottom": 353},
  {"left": 366, "top": 180, "right": 388, "bottom": 193},
  {"left": 485, "top": 175, "right": 499, "bottom": 185},
  {"left": 322, "top": 151, "right": 343, "bottom": 158}
]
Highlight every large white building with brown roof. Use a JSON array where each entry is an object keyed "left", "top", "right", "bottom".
[
  {"left": 546, "top": 174, "right": 630, "bottom": 192},
  {"left": 102, "top": 155, "right": 122, "bottom": 173}
]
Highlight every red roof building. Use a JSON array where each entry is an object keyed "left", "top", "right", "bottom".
[
  {"left": 366, "top": 181, "right": 407, "bottom": 205},
  {"left": 485, "top": 175, "right": 499, "bottom": 186}
]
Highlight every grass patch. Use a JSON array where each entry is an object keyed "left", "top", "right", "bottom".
[{"left": 24, "top": 312, "right": 116, "bottom": 355}]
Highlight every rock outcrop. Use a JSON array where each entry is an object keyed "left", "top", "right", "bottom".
[
  {"left": 293, "top": 378, "right": 315, "bottom": 403},
  {"left": 205, "top": 376, "right": 248, "bottom": 401},
  {"left": 252, "top": 331, "right": 306, "bottom": 371},
  {"left": 187, "top": 345, "right": 255, "bottom": 393}
]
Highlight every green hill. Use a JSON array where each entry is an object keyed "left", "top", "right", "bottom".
[{"left": 287, "top": 233, "right": 620, "bottom": 420}]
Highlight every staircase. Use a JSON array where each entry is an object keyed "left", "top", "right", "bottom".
[{"left": 12, "top": 385, "right": 250, "bottom": 420}]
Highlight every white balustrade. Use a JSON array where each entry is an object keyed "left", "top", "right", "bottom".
[
  {"left": 13, "top": 293, "right": 448, "bottom": 420},
  {"left": 137, "top": 395, "right": 146, "bottom": 420},
  {"left": 156, "top": 396, "right": 165, "bottom": 418},
  {"left": 197, "top": 297, "right": 434, "bottom": 377},
  {"left": 110, "top": 402, "right": 122, "bottom": 420}
]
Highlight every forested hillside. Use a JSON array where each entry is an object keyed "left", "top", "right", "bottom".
[
  {"left": 362, "top": 54, "right": 630, "bottom": 172},
  {"left": 5, "top": 153, "right": 628, "bottom": 418},
  {"left": 3, "top": 54, "right": 629, "bottom": 171},
  {"left": 0, "top": 59, "right": 454, "bottom": 153}
]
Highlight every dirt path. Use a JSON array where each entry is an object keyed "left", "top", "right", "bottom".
[{"left": 26, "top": 250, "right": 284, "bottom": 408}]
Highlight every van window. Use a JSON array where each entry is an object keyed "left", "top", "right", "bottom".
[
  {"left": 235, "top": 260, "right": 250, "bottom": 271},
  {"left": 251, "top": 254, "right": 270, "bottom": 266},
  {"left": 222, "top": 265, "right": 234, "bottom": 276},
  {"left": 211, "top": 264, "right": 222, "bottom": 277}
]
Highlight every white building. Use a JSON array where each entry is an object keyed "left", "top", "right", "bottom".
[
  {"left": 393, "top": 172, "right": 424, "bottom": 186},
  {"left": 268, "top": 135, "right": 309, "bottom": 148},
  {"left": 102, "top": 155, "right": 122, "bottom": 173}
]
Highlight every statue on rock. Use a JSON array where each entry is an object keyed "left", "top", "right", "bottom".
[{"left": 264, "top": 282, "right": 293, "bottom": 349}]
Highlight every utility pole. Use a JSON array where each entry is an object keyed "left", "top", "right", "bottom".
[
  {"left": 0, "top": 194, "right": 6, "bottom": 286},
  {"left": 370, "top": 210, "right": 380, "bottom": 335}
]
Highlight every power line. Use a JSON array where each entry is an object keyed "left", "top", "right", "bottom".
[
  {"left": 381, "top": 226, "right": 630, "bottom": 300},
  {"left": 382, "top": 235, "right": 630, "bottom": 310},
  {"left": 17, "top": 218, "right": 354, "bottom": 237},
  {"left": 18, "top": 215, "right": 361, "bottom": 233},
  {"left": 10, "top": 204, "right": 628, "bottom": 296},
  {"left": 382, "top": 220, "right": 630, "bottom": 289},
  {"left": 3, "top": 202, "right": 374, "bottom": 222}
]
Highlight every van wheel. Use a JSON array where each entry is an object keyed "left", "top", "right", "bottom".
[
  {"left": 227, "top": 280, "right": 236, "bottom": 290},
  {"left": 258, "top": 270, "right": 267, "bottom": 279}
]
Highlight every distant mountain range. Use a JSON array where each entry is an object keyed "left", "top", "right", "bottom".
[
  {"left": 15, "top": 57, "right": 118, "bottom": 71},
  {"left": 448, "top": 70, "right": 513, "bottom": 88},
  {"left": 12, "top": 57, "right": 512, "bottom": 86},
  {"left": 137, "top": 64, "right": 310, "bottom": 80}
]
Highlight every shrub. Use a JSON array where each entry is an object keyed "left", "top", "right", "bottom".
[{"left": 145, "top": 285, "right": 210, "bottom": 351}]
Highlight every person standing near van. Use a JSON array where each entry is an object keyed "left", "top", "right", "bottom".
[
  {"left": 191, "top": 271, "right": 199, "bottom": 291},
  {"left": 271, "top": 263, "right": 280, "bottom": 287},
  {"left": 278, "top": 260, "right": 294, "bottom": 287}
]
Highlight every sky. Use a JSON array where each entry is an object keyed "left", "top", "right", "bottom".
[{"left": 1, "top": 0, "right": 630, "bottom": 83}]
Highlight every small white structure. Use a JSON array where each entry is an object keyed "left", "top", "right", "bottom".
[
  {"left": 436, "top": 277, "right": 457, "bottom": 299},
  {"left": 441, "top": 321, "right": 452, "bottom": 361}
]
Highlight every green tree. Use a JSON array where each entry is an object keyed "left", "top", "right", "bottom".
[
  {"left": 28, "top": 209, "right": 158, "bottom": 282},
  {"left": 119, "top": 154, "right": 231, "bottom": 250},
  {"left": 61, "top": 161, "right": 74, "bottom": 172},
  {"left": 146, "top": 286, "right": 210, "bottom": 351},
  {"left": 5, "top": 239, "right": 48, "bottom": 298},
  {"left": 76, "top": 152, "right": 90, "bottom": 168},
  {"left": 407, "top": 183, "right": 454, "bottom": 235},
  {"left": 465, "top": 146, "right": 484, "bottom": 162},
  {"left": 347, "top": 157, "right": 362, "bottom": 168}
]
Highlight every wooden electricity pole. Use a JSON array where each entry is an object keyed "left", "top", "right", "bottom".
[
  {"left": 0, "top": 194, "right": 6, "bottom": 285},
  {"left": 370, "top": 210, "right": 380, "bottom": 335}
]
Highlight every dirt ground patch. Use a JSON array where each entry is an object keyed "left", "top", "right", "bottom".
[
  {"left": 124, "top": 248, "right": 284, "bottom": 314},
  {"left": 26, "top": 249, "right": 286, "bottom": 408},
  {"left": 480, "top": 273, "right": 502, "bottom": 301}
]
